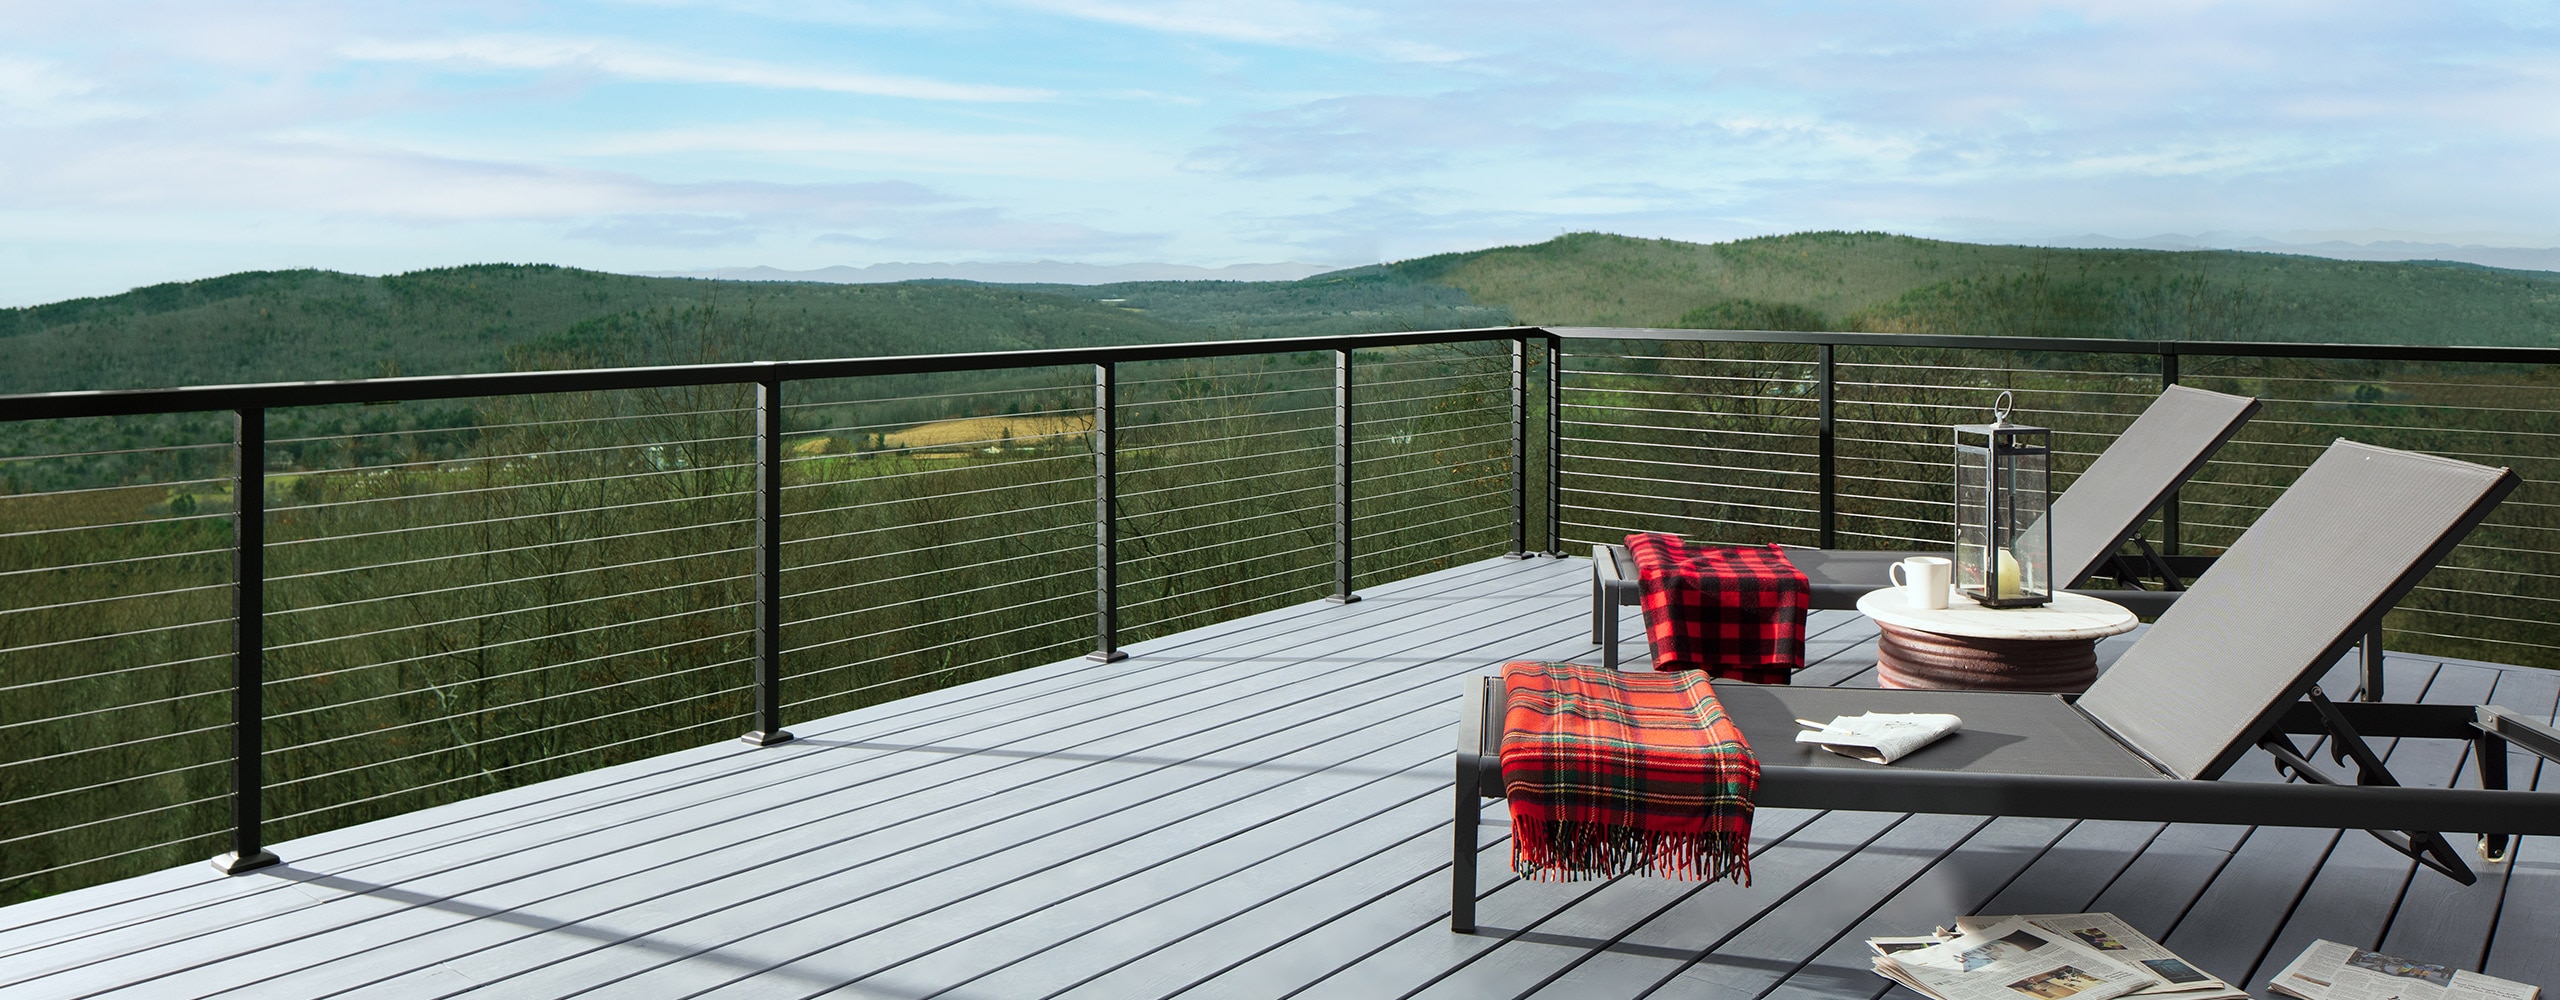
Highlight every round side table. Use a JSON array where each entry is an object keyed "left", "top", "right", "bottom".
[{"left": 1855, "top": 588, "right": 2138, "bottom": 693}]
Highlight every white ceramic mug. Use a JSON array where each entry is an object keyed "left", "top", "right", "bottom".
[{"left": 1889, "top": 556, "right": 1952, "bottom": 610}]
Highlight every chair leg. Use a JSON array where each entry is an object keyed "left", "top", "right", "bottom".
[
  {"left": 1600, "top": 591, "right": 1620, "bottom": 671},
  {"left": 2359, "top": 621, "right": 2385, "bottom": 702},
  {"left": 1590, "top": 563, "right": 1607, "bottom": 646},
  {"left": 1452, "top": 757, "right": 1480, "bottom": 933}
]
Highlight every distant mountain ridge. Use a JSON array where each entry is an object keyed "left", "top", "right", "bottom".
[
  {"left": 643, "top": 261, "right": 1338, "bottom": 285},
  {"left": 2056, "top": 234, "right": 2560, "bottom": 273}
]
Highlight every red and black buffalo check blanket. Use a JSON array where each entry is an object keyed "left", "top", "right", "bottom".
[
  {"left": 1626, "top": 533, "right": 1808, "bottom": 683},
  {"left": 1498, "top": 660, "right": 1757, "bottom": 883}
]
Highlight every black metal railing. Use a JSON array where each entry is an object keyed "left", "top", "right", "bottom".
[
  {"left": 6, "top": 321, "right": 2559, "bottom": 906},
  {"left": 0, "top": 327, "right": 1550, "bottom": 901}
]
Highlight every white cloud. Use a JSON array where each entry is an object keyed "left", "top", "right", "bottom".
[
  {"left": 577, "top": 124, "right": 1177, "bottom": 179},
  {"left": 339, "top": 34, "right": 1053, "bottom": 102},
  {"left": 0, "top": 55, "right": 147, "bottom": 127},
  {"left": 1008, "top": 0, "right": 1469, "bottom": 61}
]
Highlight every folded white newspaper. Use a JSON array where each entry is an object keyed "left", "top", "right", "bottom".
[
  {"left": 1952, "top": 913, "right": 2245, "bottom": 999},
  {"left": 1873, "top": 915, "right": 2163, "bottom": 1000},
  {"left": 2269, "top": 939, "right": 2539, "bottom": 1000},
  {"left": 1797, "top": 712, "right": 1962, "bottom": 763}
]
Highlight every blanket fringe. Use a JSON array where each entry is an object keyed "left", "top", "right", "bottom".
[{"left": 1511, "top": 819, "right": 1752, "bottom": 886}]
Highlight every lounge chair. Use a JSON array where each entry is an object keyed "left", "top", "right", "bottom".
[
  {"left": 1590, "top": 383, "right": 2260, "bottom": 667},
  {"left": 1460, "top": 439, "right": 2558, "bottom": 932}
]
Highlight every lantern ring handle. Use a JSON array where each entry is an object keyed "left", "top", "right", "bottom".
[{"left": 1992, "top": 390, "right": 2014, "bottom": 424}]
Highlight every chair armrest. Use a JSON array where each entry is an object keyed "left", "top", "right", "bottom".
[
  {"left": 1457, "top": 676, "right": 1505, "bottom": 799},
  {"left": 2477, "top": 705, "right": 2560, "bottom": 765}
]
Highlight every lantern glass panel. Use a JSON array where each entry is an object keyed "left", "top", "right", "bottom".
[{"left": 1952, "top": 422, "right": 2053, "bottom": 607}]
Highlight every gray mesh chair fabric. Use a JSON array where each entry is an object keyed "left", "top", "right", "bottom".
[
  {"left": 2077, "top": 441, "right": 2517, "bottom": 779},
  {"left": 1458, "top": 440, "right": 2542, "bottom": 931},
  {"left": 1592, "top": 385, "right": 2260, "bottom": 667}
]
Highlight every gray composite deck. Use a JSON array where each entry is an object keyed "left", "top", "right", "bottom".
[{"left": 0, "top": 555, "right": 2551, "bottom": 999}]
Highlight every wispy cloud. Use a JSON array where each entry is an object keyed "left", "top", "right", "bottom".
[
  {"left": 340, "top": 34, "right": 1052, "bottom": 102},
  {"left": 0, "top": 55, "right": 147, "bottom": 127}
]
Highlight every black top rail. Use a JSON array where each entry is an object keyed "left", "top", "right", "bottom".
[
  {"left": 0, "top": 327, "right": 1549, "bottom": 421},
  {"left": 1549, "top": 327, "right": 2560, "bottom": 364}
]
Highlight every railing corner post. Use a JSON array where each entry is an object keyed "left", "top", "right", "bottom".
[
  {"left": 214, "top": 406, "right": 280, "bottom": 876},
  {"left": 741, "top": 378, "right": 794, "bottom": 747},
  {"left": 1329, "top": 347, "right": 1360, "bottom": 603},
  {"left": 1091, "top": 361, "right": 1129, "bottom": 659},
  {"left": 1545, "top": 333, "right": 1562, "bottom": 556},
  {"left": 1817, "top": 343, "right": 1837, "bottom": 549},
  {"left": 1506, "top": 335, "right": 1529, "bottom": 559}
]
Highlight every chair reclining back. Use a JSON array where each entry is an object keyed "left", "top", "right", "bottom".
[
  {"left": 2046, "top": 384, "right": 2261, "bottom": 587},
  {"left": 2075, "top": 439, "right": 2517, "bottom": 780}
]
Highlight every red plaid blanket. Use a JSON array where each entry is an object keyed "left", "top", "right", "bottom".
[
  {"left": 1627, "top": 534, "right": 1808, "bottom": 683},
  {"left": 1498, "top": 661, "right": 1757, "bottom": 884}
]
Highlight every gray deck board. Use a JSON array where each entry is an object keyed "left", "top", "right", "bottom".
[{"left": 0, "top": 554, "right": 2548, "bottom": 1000}]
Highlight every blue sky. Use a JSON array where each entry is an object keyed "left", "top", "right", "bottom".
[{"left": 2, "top": 1, "right": 2556, "bottom": 306}]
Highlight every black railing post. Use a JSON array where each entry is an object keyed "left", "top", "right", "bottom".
[
  {"left": 1507, "top": 336, "right": 1529, "bottom": 559},
  {"left": 1545, "top": 334, "right": 1562, "bottom": 555},
  {"left": 1817, "top": 343, "right": 1837, "bottom": 549},
  {"left": 1090, "top": 362, "right": 1128, "bottom": 659},
  {"left": 741, "top": 378, "right": 794, "bottom": 746},
  {"left": 1329, "top": 348, "right": 1360, "bottom": 603},
  {"left": 2160, "top": 348, "right": 2182, "bottom": 556},
  {"left": 214, "top": 407, "right": 279, "bottom": 875}
]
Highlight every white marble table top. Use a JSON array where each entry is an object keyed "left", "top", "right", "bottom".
[{"left": 1855, "top": 587, "right": 2139, "bottom": 641}]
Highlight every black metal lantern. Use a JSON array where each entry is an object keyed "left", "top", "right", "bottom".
[{"left": 1953, "top": 391, "right": 2052, "bottom": 607}]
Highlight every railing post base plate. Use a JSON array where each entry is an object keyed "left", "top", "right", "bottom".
[
  {"left": 739, "top": 730, "right": 796, "bottom": 747},
  {"left": 1326, "top": 594, "right": 1362, "bottom": 605},
  {"left": 210, "top": 850, "right": 279, "bottom": 876},
  {"left": 1088, "top": 649, "right": 1129, "bottom": 663}
]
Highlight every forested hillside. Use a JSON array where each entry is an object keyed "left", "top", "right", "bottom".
[{"left": 1356, "top": 231, "right": 2560, "bottom": 345}]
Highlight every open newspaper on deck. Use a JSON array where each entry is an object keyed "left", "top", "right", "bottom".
[
  {"left": 2269, "top": 940, "right": 2539, "bottom": 1000},
  {"left": 1952, "top": 913, "right": 2245, "bottom": 1000},
  {"left": 1874, "top": 916, "right": 2162, "bottom": 1000}
]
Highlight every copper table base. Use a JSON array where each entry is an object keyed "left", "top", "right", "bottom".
[{"left": 1873, "top": 622, "right": 2099, "bottom": 693}]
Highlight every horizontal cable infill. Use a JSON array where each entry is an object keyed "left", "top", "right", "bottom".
[
  {"left": 1126, "top": 583, "right": 1331, "bottom": 634},
  {"left": 0, "top": 439, "right": 232, "bottom": 465},
  {"left": 1563, "top": 469, "right": 1820, "bottom": 500},
  {"left": 779, "top": 498, "right": 1087, "bottom": 555},
  {"left": 262, "top": 599, "right": 754, "bottom": 684},
  {"left": 0, "top": 792, "right": 232, "bottom": 851},
  {"left": 783, "top": 566, "right": 1088, "bottom": 632},
  {"left": 1121, "top": 562, "right": 1331, "bottom": 615},
  {"left": 1354, "top": 512, "right": 1507, "bottom": 558},
  {"left": 782, "top": 532, "right": 1085, "bottom": 586},
  {"left": 783, "top": 555, "right": 1087, "bottom": 620},
  {"left": 1121, "top": 469, "right": 1328, "bottom": 508},
  {"left": 268, "top": 567, "right": 747, "bottom": 654},
  {"left": 0, "top": 545, "right": 230, "bottom": 581},
  {"left": 263, "top": 698, "right": 756, "bottom": 824},
  {"left": 782, "top": 474, "right": 1086, "bottom": 518},
  {"left": 0, "top": 651, "right": 230, "bottom": 698},
  {"left": 1565, "top": 448, "right": 1820, "bottom": 479},
  {"left": 0, "top": 830, "right": 228, "bottom": 889},
  {"left": 0, "top": 476, "right": 230, "bottom": 505},
  {"left": 1561, "top": 415, "right": 1814, "bottom": 444},
  {"left": 263, "top": 432, "right": 756, "bottom": 481},
  {"left": 1562, "top": 491, "right": 1827, "bottom": 525},
  {"left": 781, "top": 634, "right": 1090, "bottom": 710},
  {"left": 1561, "top": 401, "right": 1821, "bottom": 429},
  {"left": 784, "top": 611, "right": 1087, "bottom": 670},
  {"left": 266, "top": 490, "right": 748, "bottom": 551},
  {"left": 1358, "top": 537, "right": 1508, "bottom": 584},
  {"left": 264, "top": 521, "right": 753, "bottom": 585},
  {"left": 0, "top": 757, "right": 228, "bottom": 813},
  {"left": 266, "top": 463, "right": 754, "bottom": 516},
  {"left": 1123, "top": 487, "right": 1327, "bottom": 529},
  {"left": 1122, "top": 531, "right": 1327, "bottom": 572},
  {"left": 265, "top": 404, "right": 754, "bottom": 446},
  {"left": 777, "top": 451, "right": 1087, "bottom": 489},
  {"left": 1116, "top": 443, "right": 1330, "bottom": 483},
  {"left": 264, "top": 629, "right": 754, "bottom": 741},
  {"left": 0, "top": 718, "right": 234, "bottom": 771},
  {"left": 0, "top": 511, "right": 230, "bottom": 543},
  {"left": 0, "top": 581, "right": 230, "bottom": 619},
  {"left": 0, "top": 686, "right": 227, "bottom": 735},
  {"left": 270, "top": 656, "right": 751, "bottom": 762},
  {"left": 0, "top": 616, "right": 227, "bottom": 658}
]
